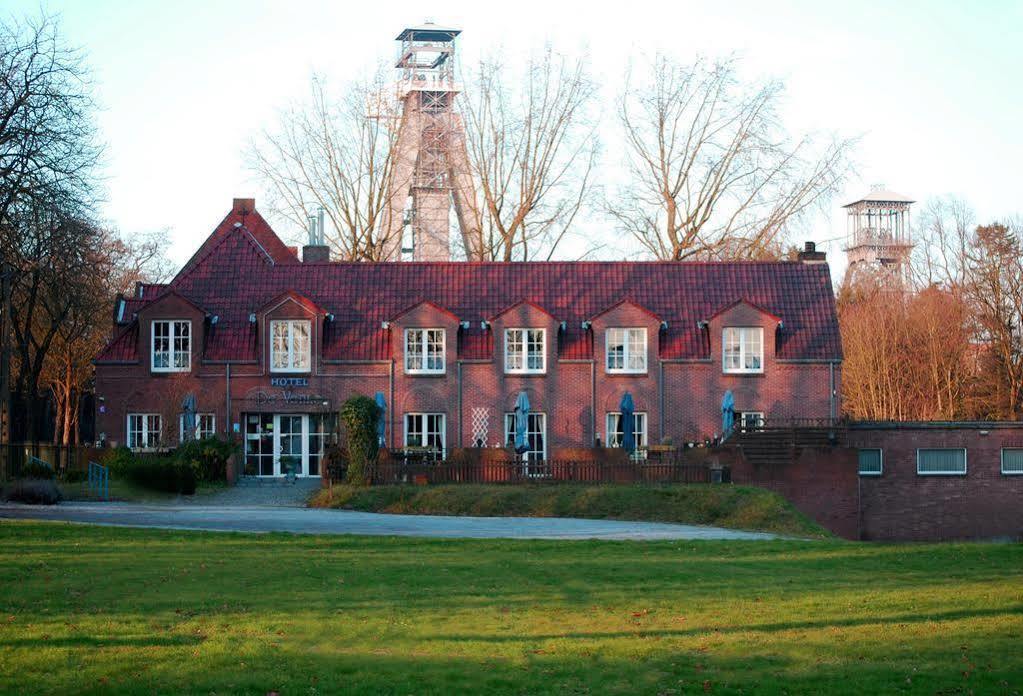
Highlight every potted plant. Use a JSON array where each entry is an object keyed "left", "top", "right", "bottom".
[{"left": 281, "top": 455, "right": 299, "bottom": 484}]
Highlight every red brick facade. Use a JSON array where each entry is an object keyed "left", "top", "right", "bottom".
[{"left": 95, "top": 199, "right": 842, "bottom": 471}]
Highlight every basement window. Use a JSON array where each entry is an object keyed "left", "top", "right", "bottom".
[
  {"left": 1001, "top": 448, "right": 1023, "bottom": 475},
  {"left": 917, "top": 448, "right": 967, "bottom": 476},
  {"left": 858, "top": 448, "right": 883, "bottom": 476}
]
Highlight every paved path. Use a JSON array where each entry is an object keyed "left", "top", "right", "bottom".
[{"left": 0, "top": 502, "right": 779, "bottom": 541}]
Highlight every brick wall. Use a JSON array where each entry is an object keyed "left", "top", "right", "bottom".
[
  {"left": 848, "top": 424, "right": 1023, "bottom": 541},
  {"left": 722, "top": 423, "right": 1023, "bottom": 541},
  {"left": 725, "top": 445, "right": 860, "bottom": 539}
]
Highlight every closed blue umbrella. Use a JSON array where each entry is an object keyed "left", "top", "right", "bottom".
[
  {"left": 181, "top": 393, "right": 197, "bottom": 442},
  {"left": 374, "top": 392, "right": 387, "bottom": 447},
  {"left": 620, "top": 392, "right": 636, "bottom": 454},
  {"left": 721, "top": 390, "right": 735, "bottom": 439},
  {"left": 514, "top": 391, "right": 531, "bottom": 454}
]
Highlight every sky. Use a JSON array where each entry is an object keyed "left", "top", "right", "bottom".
[{"left": 9, "top": 0, "right": 1023, "bottom": 282}]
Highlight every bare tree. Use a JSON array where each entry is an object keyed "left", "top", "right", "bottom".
[
  {"left": 965, "top": 222, "right": 1023, "bottom": 418},
  {"left": 609, "top": 55, "right": 854, "bottom": 260},
  {"left": 0, "top": 13, "right": 99, "bottom": 226},
  {"left": 912, "top": 195, "right": 974, "bottom": 289},
  {"left": 248, "top": 72, "right": 404, "bottom": 261},
  {"left": 0, "top": 13, "right": 102, "bottom": 445},
  {"left": 459, "top": 48, "right": 599, "bottom": 261}
]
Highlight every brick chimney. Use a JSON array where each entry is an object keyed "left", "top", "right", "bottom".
[
  {"left": 798, "top": 241, "right": 827, "bottom": 264},
  {"left": 303, "top": 245, "right": 330, "bottom": 263},
  {"left": 232, "top": 198, "right": 256, "bottom": 215}
]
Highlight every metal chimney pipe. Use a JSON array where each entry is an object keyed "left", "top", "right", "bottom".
[
  {"left": 307, "top": 215, "right": 317, "bottom": 246},
  {"left": 316, "top": 207, "right": 325, "bottom": 245}
]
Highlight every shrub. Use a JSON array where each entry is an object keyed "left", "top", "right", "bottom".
[
  {"left": 174, "top": 437, "right": 236, "bottom": 482},
  {"left": 62, "top": 468, "right": 87, "bottom": 484},
  {"left": 3, "top": 478, "right": 62, "bottom": 505},
  {"left": 101, "top": 447, "right": 136, "bottom": 477},
  {"left": 18, "top": 458, "right": 54, "bottom": 480},
  {"left": 120, "top": 455, "right": 197, "bottom": 495},
  {"left": 340, "top": 395, "right": 380, "bottom": 485}
]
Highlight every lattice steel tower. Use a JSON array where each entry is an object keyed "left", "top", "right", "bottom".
[
  {"left": 843, "top": 186, "right": 915, "bottom": 284},
  {"left": 383, "top": 23, "right": 477, "bottom": 261}
]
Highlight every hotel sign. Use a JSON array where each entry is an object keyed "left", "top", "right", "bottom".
[{"left": 270, "top": 377, "right": 308, "bottom": 387}]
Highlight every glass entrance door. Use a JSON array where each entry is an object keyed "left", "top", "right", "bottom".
[{"left": 273, "top": 414, "right": 308, "bottom": 477}]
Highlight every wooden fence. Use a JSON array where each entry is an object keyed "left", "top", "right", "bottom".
[
  {"left": 1, "top": 444, "right": 99, "bottom": 480},
  {"left": 329, "top": 458, "right": 721, "bottom": 486}
]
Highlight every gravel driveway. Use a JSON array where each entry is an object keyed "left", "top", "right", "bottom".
[{"left": 0, "top": 502, "right": 780, "bottom": 540}]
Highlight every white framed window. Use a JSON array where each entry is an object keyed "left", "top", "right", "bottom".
[
  {"left": 151, "top": 320, "right": 191, "bottom": 372},
  {"left": 1001, "top": 448, "right": 1023, "bottom": 475},
  {"left": 504, "top": 328, "right": 546, "bottom": 374},
  {"left": 917, "top": 448, "right": 967, "bottom": 475},
  {"left": 404, "top": 328, "right": 446, "bottom": 374},
  {"left": 738, "top": 411, "right": 765, "bottom": 432},
  {"left": 606, "top": 412, "right": 648, "bottom": 459},
  {"left": 270, "top": 320, "right": 311, "bottom": 372},
  {"left": 858, "top": 448, "right": 883, "bottom": 476},
  {"left": 179, "top": 413, "right": 216, "bottom": 442},
  {"left": 606, "top": 328, "right": 647, "bottom": 373},
  {"left": 504, "top": 412, "right": 547, "bottom": 462},
  {"left": 404, "top": 413, "right": 446, "bottom": 457},
  {"left": 722, "top": 327, "right": 764, "bottom": 374},
  {"left": 128, "top": 413, "right": 162, "bottom": 450}
]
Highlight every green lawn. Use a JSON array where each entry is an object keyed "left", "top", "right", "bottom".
[
  {"left": 310, "top": 483, "right": 830, "bottom": 538},
  {"left": 1, "top": 522, "right": 1021, "bottom": 695}
]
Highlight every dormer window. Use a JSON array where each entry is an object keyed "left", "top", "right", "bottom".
[
  {"left": 722, "top": 327, "right": 763, "bottom": 374},
  {"left": 271, "top": 320, "right": 311, "bottom": 372},
  {"left": 405, "top": 328, "right": 445, "bottom": 374},
  {"left": 606, "top": 328, "right": 647, "bottom": 373},
  {"left": 151, "top": 320, "right": 191, "bottom": 372},
  {"left": 505, "top": 328, "right": 546, "bottom": 374}
]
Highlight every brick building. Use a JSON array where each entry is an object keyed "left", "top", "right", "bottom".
[{"left": 94, "top": 198, "right": 842, "bottom": 478}]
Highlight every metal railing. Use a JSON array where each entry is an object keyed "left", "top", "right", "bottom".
[
  {"left": 88, "top": 461, "right": 109, "bottom": 500},
  {"left": 329, "top": 458, "right": 720, "bottom": 486}
]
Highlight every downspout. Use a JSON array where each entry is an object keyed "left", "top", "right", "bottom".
[
  {"left": 457, "top": 361, "right": 463, "bottom": 447},
  {"left": 590, "top": 360, "right": 597, "bottom": 445},
  {"left": 659, "top": 360, "right": 665, "bottom": 443},
  {"left": 829, "top": 361, "right": 836, "bottom": 422},
  {"left": 225, "top": 363, "right": 231, "bottom": 436},
  {"left": 389, "top": 359, "right": 395, "bottom": 450}
]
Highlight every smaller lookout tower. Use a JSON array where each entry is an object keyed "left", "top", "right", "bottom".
[{"left": 843, "top": 186, "right": 914, "bottom": 283}]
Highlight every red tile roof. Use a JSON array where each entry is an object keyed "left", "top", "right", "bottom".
[{"left": 97, "top": 205, "right": 842, "bottom": 365}]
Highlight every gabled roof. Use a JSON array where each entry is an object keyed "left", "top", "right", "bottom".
[
  {"left": 390, "top": 300, "right": 460, "bottom": 323},
  {"left": 97, "top": 200, "right": 843, "bottom": 364},
  {"left": 589, "top": 299, "right": 662, "bottom": 323},
  {"left": 259, "top": 290, "right": 327, "bottom": 316},
  {"left": 176, "top": 199, "right": 297, "bottom": 280},
  {"left": 136, "top": 289, "right": 208, "bottom": 317},
  {"left": 489, "top": 299, "right": 557, "bottom": 322},
  {"left": 707, "top": 298, "right": 782, "bottom": 323}
]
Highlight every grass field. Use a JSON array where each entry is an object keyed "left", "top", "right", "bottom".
[
  {"left": 309, "top": 483, "right": 829, "bottom": 538},
  {"left": 1, "top": 522, "right": 1021, "bottom": 695}
]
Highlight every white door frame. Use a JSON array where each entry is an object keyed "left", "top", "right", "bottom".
[{"left": 272, "top": 413, "right": 310, "bottom": 477}]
